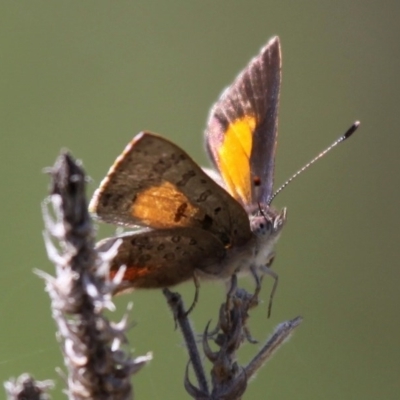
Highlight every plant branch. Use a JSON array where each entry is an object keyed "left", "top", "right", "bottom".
[
  {"left": 164, "top": 275, "right": 302, "bottom": 399},
  {"left": 39, "top": 152, "right": 151, "bottom": 399}
]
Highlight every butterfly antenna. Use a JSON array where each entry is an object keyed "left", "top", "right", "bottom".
[
  {"left": 267, "top": 121, "right": 360, "bottom": 206},
  {"left": 257, "top": 202, "right": 266, "bottom": 219}
]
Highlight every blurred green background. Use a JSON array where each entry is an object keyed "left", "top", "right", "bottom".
[{"left": 1, "top": 1, "right": 399, "bottom": 399}]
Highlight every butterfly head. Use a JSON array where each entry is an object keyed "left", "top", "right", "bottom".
[{"left": 248, "top": 204, "right": 286, "bottom": 239}]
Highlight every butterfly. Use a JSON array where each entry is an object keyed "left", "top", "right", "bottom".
[{"left": 89, "top": 36, "right": 286, "bottom": 310}]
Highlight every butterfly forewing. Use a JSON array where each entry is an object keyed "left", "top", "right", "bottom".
[
  {"left": 205, "top": 36, "right": 281, "bottom": 206},
  {"left": 96, "top": 227, "right": 226, "bottom": 290},
  {"left": 90, "top": 132, "right": 252, "bottom": 246}
]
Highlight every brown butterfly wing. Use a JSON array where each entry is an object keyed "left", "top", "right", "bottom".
[
  {"left": 96, "top": 227, "right": 226, "bottom": 290},
  {"left": 205, "top": 36, "right": 281, "bottom": 205},
  {"left": 89, "top": 132, "right": 251, "bottom": 246}
]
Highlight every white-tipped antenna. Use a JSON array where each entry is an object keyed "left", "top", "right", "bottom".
[{"left": 267, "top": 121, "right": 360, "bottom": 206}]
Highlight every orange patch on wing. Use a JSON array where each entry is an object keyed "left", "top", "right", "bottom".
[
  {"left": 109, "top": 266, "right": 152, "bottom": 293},
  {"left": 110, "top": 265, "right": 151, "bottom": 282},
  {"left": 218, "top": 116, "right": 256, "bottom": 205},
  {"left": 131, "top": 181, "right": 201, "bottom": 228}
]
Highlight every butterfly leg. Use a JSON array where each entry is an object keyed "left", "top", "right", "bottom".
[
  {"left": 227, "top": 274, "right": 259, "bottom": 344},
  {"left": 250, "top": 253, "right": 278, "bottom": 317},
  {"left": 249, "top": 266, "right": 263, "bottom": 309},
  {"left": 185, "top": 271, "right": 201, "bottom": 317},
  {"left": 204, "top": 274, "right": 238, "bottom": 340},
  {"left": 260, "top": 263, "right": 279, "bottom": 318},
  {"left": 225, "top": 273, "right": 238, "bottom": 313}
]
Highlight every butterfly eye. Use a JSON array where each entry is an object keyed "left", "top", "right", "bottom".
[{"left": 250, "top": 216, "right": 272, "bottom": 235}]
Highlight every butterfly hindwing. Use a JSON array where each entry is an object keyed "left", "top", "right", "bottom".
[
  {"left": 89, "top": 132, "right": 252, "bottom": 246},
  {"left": 96, "top": 227, "right": 226, "bottom": 291},
  {"left": 205, "top": 36, "right": 281, "bottom": 206}
]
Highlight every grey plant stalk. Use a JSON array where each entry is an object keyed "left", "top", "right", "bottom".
[
  {"left": 164, "top": 274, "right": 302, "bottom": 399},
  {"left": 4, "top": 374, "right": 54, "bottom": 400},
  {"left": 39, "top": 152, "right": 151, "bottom": 400}
]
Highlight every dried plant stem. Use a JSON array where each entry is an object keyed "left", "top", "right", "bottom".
[
  {"left": 245, "top": 316, "right": 302, "bottom": 380},
  {"left": 163, "top": 289, "right": 209, "bottom": 396},
  {"left": 164, "top": 275, "right": 302, "bottom": 399},
  {"left": 39, "top": 152, "right": 151, "bottom": 399},
  {"left": 4, "top": 374, "right": 54, "bottom": 400}
]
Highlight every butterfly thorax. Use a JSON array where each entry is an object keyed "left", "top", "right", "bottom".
[{"left": 200, "top": 205, "right": 286, "bottom": 280}]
